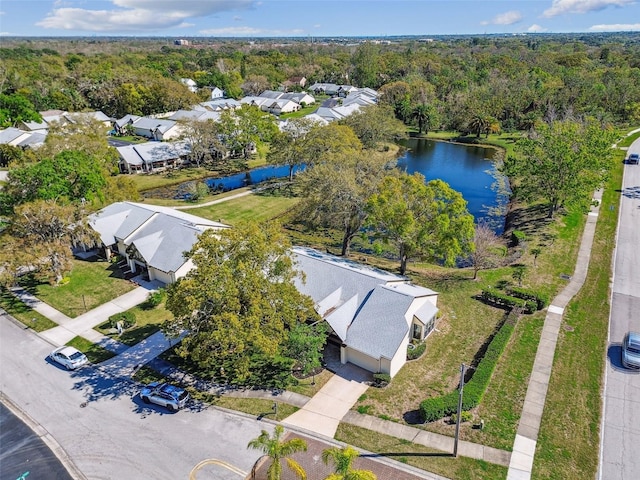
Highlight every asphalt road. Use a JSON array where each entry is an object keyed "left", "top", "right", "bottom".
[
  {"left": 0, "top": 316, "right": 264, "bottom": 480},
  {"left": 0, "top": 402, "right": 73, "bottom": 480},
  {"left": 599, "top": 143, "right": 640, "bottom": 480}
]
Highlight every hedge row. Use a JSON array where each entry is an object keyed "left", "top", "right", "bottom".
[
  {"left": 419, "top": 317, "right": 516, "bottom": 422},
  {"left": 505, "top": 286, "right": 548, "bottom": 310},
  {"left": 480, "top": 288, "right": 537, "bottom": 313}
]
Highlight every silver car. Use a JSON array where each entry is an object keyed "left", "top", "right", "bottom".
[
  {"left": 49, "top": 346, "right": 89, "bottom": 370},
  {"left": 140, "top": 382, "right": 190, "bottom": 411},
  {"left": 622, "top": 332, "right": 640, "bottom": 369}
]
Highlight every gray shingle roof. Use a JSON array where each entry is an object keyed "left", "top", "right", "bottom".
[
  {"left": 89, "top": 202, "right": 229, "bottom": 274},
  {"left": 346, "top": 285, "right": 414, "bottom": 360}
]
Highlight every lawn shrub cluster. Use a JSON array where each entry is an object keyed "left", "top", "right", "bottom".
[
  {"left": 407, "top": 341, "right": 427, "bottom": 360},
  {"left": 108, "top": 310, "right": 136, "bottom": 329},
  {"left": 142, "top": 288, "right": 165, "bottom": 310},
  {"left": 505, "top": 286, "right": 548, "bottom": 310},
  {"left": 419, "top": 315, "right": 516, "bottom": 422},
  {"left": 480, "top": 288, "right": 537, "bottom": 313},
  {"left": 373, "top": 373, "right": 391, "bottom": 387}
]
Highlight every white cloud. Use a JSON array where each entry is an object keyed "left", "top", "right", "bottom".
[
  {"left": 493, "top": 11, "right": 523, "bottom": 25},
  {"left": 36, "top": 0, "right": 256, "bottom": 32},
  {"left": 543, "top": 0, "right": 634, "bottom": 18},
  {"left": 527, "top": 24, "right": 548, "bottom": 32},
  {"left": 199, "top": 26, "right": 304, "bottom": 36},
  {"left": 589, "top": 22, "right": 640, "bottom": 31}
]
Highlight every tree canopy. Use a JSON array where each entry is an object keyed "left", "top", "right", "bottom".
[
  {"left": 297, "top": 151, "right": 396, "bottom": 256},
  {"left": 365, "top": 173, "right": 475, "bottom": 274},
  {"left": 503, "top": 119, "right": 618, "bottom": 217},
  {"left": 164, "top": 221, "right": 321, "bottom": 386}
]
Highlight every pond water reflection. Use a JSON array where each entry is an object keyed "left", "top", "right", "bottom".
[{"left": 397, "top": 138, "right": 509, "bottom": 234}]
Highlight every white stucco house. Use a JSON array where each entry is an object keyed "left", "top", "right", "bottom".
[
  {"left": 292, "top": 247, "right": 439, "bottom": 378},
  {"left": 88, "top": 202, "right": 229, "bottom": 284}
]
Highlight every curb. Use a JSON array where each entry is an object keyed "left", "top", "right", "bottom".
[{"left": 0, "top": 391, "right": 88, "bottom": 480}]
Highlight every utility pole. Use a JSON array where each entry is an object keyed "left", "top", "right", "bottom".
[{"left": 453, "top": 363, "right": 466, "bottom": 457}]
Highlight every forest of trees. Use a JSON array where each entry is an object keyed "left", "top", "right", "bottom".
[{"left": 1, "top": 33, "right": 639, "bottom": 131}]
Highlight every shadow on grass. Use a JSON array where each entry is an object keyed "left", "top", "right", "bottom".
[{"left": 110, "top": 324, "right": 160, "bottom": 347}]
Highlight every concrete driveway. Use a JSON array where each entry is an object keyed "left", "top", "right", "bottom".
[{"left": 283, "top": 363, "right": 370, "bottom": 438}]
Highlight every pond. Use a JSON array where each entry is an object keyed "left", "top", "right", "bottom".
[
  {"left": 144, "top": 139, "right": 509, "bottom": 233},
  {"left": 397, "top": 138, "right": 510, "bottom": 234}
]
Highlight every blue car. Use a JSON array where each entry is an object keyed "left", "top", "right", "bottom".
[
  {"left": 628, "top": 153, "right": 639, "bottom": 165},
  {"left": 140, "top": 382, "right": 190, "bottom": 411}
]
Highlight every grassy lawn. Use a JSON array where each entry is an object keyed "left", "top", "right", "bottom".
[
  {"left": 531, "top": 150, "right": 624, "bottom": 479},
  {"left": 0, "top": 288, "right": 57, "bottom": 332},
  {"left": 335, "top": 423, "right": 507, "bottom": 480},
  {"left": 95, "top": 299, "right": 173, "bottom": 346},
  {"left": 186, "top": 191, "right": 300, "bottom": 225},
  {"left": 287, "top": 369, "right": 333, "bottom": 397},
  {"left": 19, "top": 258, "right": 136, "bottom": 318},
  {"left": 67, "top": 336, "right": 116, "bottom": 364}
]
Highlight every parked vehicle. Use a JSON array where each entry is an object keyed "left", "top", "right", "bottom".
[
  {"left": 628, "top": 153, "right": 639, "bottom": 165},
  {"left": 622, "top": 331, "right": 640, "bottom": 369},
  {"left": 140, "top": 382, "right": 190, "bottom": 411},
  {"left": 49, "top": 346, "right": 89, "bottom": 370}
]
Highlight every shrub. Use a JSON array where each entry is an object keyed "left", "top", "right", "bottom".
[
  {"left": 420, "top": 316, "right": 515, "bottom": 422},
  {"left": 450, "top": 411, "right": 474, "bottom": 424},
  {"left": 511, "top": 230, "right": 527, "bottom": 246},
  {"left": 480, "top": 288, "right": 536, "bottom": 313},
  {"left": 108, "top": 310, "right": 136, "bottom": 329},
  {"left": 142, "top": 288, "right": 166, "bottom": 310},
  {"left": 407, "top": 341, "right": 426, "bottom": 360},
  {"left": 357, "top": 405, "right": 372, "bottom": 414},
  {"left": 505, "top": 286, "right": 548, "bottom": 310},
  {"left": 373, "top": 373, "right": 391, "bottom": 387}
]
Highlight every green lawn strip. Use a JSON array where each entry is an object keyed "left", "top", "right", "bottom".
[
  {"left": 95, "top": 301, "right": 173, "bottom": 346},
  {"left": 20, "top": 258, "right": 135, "bottom": 318},
  {"left": 0, "top": 287, "right": 57, "bottom": 332},
  {"left": 186, "top": 192, "right": 299, "bottom": 225},
  {"left": 335, "top": 423, "right": 507, "bottom": 480},
  {"left": 531, "top": 154, "right": 622, "bottom": 479},
  {"left": 66, "top": 336, "right": 115, "bottom": 364},
  {"left": 617, "top": 129, "right": 640, "bottom": 148},
  {"left": 286, "top": 369, "right": 333, "bottom": 397}
]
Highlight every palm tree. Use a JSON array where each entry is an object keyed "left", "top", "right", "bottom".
[
  {"left": 247, "top": 425, "right": 307, "bottom": 480},
  {"left": 468, "top": 113, "right": 490, "bottom": 138},
  {"left": 321, "top": 446, "right": 376, "bottom": 480}
]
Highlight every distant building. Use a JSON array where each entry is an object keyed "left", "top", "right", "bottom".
[{"left": 174, "top": 39, "right": 190, "bottom": 46}]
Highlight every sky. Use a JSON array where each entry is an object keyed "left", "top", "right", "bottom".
[{"left": 0, "top": 0, "right": 639, "bottom": 37}]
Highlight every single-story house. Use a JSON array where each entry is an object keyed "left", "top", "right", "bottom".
[
  {"left": 210, "top": 87, "right": 225, "bottom": 99},
  {"left": 0, "top": 127, "right": 32, "bottom": 146},
  {"left": 89, "top": 202, "right": 229, "bottom": 284},
  {"left": 199, "top": 99, "right": 242, "bottom": 111},
  {"left": 292, "top": 246, "right": 439, "bottom": 378},
  {"left": 180, "top": 78, "right": 198, "bottom": 93},
  {"left": 168, "top": 110, "right": 221, "bottom": 122},
  {"left": 126, "top": 116, "right": 182, "bottom": 141},
  {"left": 117, "top": 141, "right": 191, "bottom": 173}
]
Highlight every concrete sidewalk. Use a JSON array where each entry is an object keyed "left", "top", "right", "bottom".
[
  {"left": 11, "top": 278, "right": 160, "bottom": 347},
  {"left": 507, "top": 189, "right": 604, "bottom": 480}
]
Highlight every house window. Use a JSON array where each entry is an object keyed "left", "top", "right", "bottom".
[
  {"left": 424, "top": 315, "right": 436, "bottom": 337},
  {"left": 412, "top": 323, "right": 423, "bottom": 340}
]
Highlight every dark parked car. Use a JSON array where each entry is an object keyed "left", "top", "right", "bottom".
[
  {"left": 628, "top": 153, "right": 639, "bottom": 165},
  {"left": 140, "top": 382, "right": 190, "bottom": 411},
  {"left": 622, "top": 331, "right": 640, "bottom": 369}
]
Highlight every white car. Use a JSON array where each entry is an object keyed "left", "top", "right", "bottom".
[
  {"left": 140, "top": 382, "right": 190, "bottom": 411},
  {"left": 49, "top": 346, "right": 89, "bottom": 370}
]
